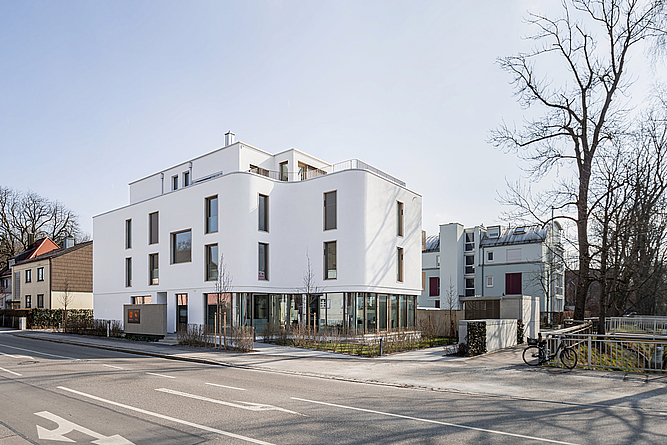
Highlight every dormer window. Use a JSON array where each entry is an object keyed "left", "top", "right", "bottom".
[{"left": 514, "top": 227, "right": 526, "bottom": 235}]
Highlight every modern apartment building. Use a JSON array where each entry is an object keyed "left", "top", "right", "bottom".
[
  {"left": 93, "top": 133, "right": 422, "bottom": 334},
  {"left": 420, "top": 222, "right": 564, "bottom": 313}
]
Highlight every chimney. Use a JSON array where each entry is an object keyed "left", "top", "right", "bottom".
[
  {"left": 28, "top": 233, "right": 35, "bottom": 247},
  {"left": 63, "top": 238, "right": 75, "bottom": 249},
  {"left": 224, "top": 131, "right": 235, "bottom": 147}
]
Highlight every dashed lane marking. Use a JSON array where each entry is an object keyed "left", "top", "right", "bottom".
[
  {"left": 146, "top": 372, "right": 175, "bottom": 379},
  {"left": 205, "top": 382, "right": 246, "bottom": 391}
]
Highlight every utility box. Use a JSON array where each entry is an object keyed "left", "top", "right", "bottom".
[
  {"left": 123, "top": 304, "right": 167, "bottom": 339},
  {"left": 18, "top": 317, "right": 27, "bottom": 330}
]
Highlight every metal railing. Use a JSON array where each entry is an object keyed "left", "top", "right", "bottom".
[
  {"left": 329, "top": 159, "right": 406, "bottom": 187},
  {"left": 606, "top": 316, "right": 667, "bottom": 335}
]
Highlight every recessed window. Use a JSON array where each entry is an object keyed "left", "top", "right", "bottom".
[
  {"left": 486, "top": 276, "right": 493, "bottom": 287},
  {"left": 324, "top": 241, "right": 337, "bottom": 280},
  {"left": 397, "top": 247, "right": 404, "bottom": 282},
  {"left": 25, "top": 295, "right": 31, "bottom": 308},
  {"left": 172, "top": 175, "right": 178, "bottom": 191},
  {"left": 149, "top": 253, "right": 159, "bottom": 285},
  {"left": 126, "top": 219, "right": 132, "bottom": 249},
  {"left": 324, "top": 191, "right": 337, "bottom": 230},
  {"left": 280, "top": 161, "right": 288, "bottom": 181},
  {"left": 37, "top": 267, "right": 44, "bottom": 281},
  {"left": 125, "top": 258, "right": 132, "bottom": 287},
  {"left": 149, "top": 212, "right": 159, "bottom": 244},
  {"left": 429, "top": 276, "right": 440, "bottom": 297},
  {"left": 465, "top": 232, "right": 474, "bottom": 251},
  {"left": 37, "top": 294, "right": 44, "bottom": 308},
  {"left": 397, "top": 201, "right": 404, "bottom": 237},
  {"left": 258, "top": 243, "right": 268, "bottom": 280},
  {"left": 205, "top": 196, "right": 218, "bottom": 234},
  {"left": 206, "top": 244, "right": 218, "bottom": 281},
  {"left": 132, "top": 296, "right": 152, "bottom": 304},
  {"left": 436, "top": 255, "right": 440, "bottom": 266},
  {"left": 487, "top": 251, "right": 494, "bottom": 262},
  {"left": 171, "top": 230, "right": 192, "bottom": 264},
  {"left": 258, "top": 194, "right": 268, "bottom": 232},
  {"left": 25, "top": 270, "right": 31, "bottom": 283},
  {"left": 506, "top": 273, "right": 522, "bottom": 295},
  {"left": 465, "top": 278, "right": 475, "bottom": 297},
  {"left": 465, "top": 255, "right": 475, "bottom": 274},
  {"left": 183, "top": 171, "right": 190, "bottom": 187}
]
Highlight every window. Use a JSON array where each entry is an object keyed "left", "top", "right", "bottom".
[
  {"left": 37, "top": 294, "right": 44, "bottom": 308},
  {"left": 465, "top": 255, "right": 475, "bottom": 274},
  {"left": 429, "top": 276, "right": 440, "bottom": 297},
  {"left": 206, "top": 244, "right": 218, "bottom": 281},
  {"left": 172, "top": 175, "right": 178, "bottom": 190},
  {"left": 324, "top": 241, "right": 337, "bottom": 279},
  {"left": 436, "top": 255, "right": 440, "bottom": 266},
  {"left": 177, "top": 294, "right": 188, "bottom": 325},
  {"left": 465, "top": 278, "right": 475, "bottom": 297},
  {"left": 324, "top": 191, "right": 337, "bottom": 230},
  {"left": 37, "top": 267, "right": 44, "bottom": 281},
  {"left": 258, "top": 194, "right": 268, "bottom": 232},
  {"left": 183, "top": 171, "right": 190, "bottom": 187},
  {"left": 258, "top": 243, "right": 268, "bottom": 280},
  {"left": 486, "top": 276, "right": 493, "bottom": 287},
  {"left": 149, "top": 212, "right": 159, "bottom": 244},
  {"left": 397, "top": 247, "right": 404, "bottom": 282},
  {"left": 465, "top": 232, "right": 474, "bottom": 251},
  {"left": 434, "top": 300, "right": 440, "bottom": 308},
  {"left": 125, "top": 258, "right": 132, "bottom": 287},
  {"left": 506, "top": 273, "right": 522, "bottom": 295},
  {"left": 205, "top": 196, "right": 218, "bottom": 233},
  {"left": 506, "top": 248, "right": 521, "bottom": 262},
  {"left": 397, "top": 201, "right": 404, "bottom": 236},
  {"left": 25, "top": 270, "right": 32, "bottom": 283},
  {"left": 149, "top": 254, "right": 159, "bottom": 285},
  {"left": 171, "top": 230, "right": 192, "bottom": 264},
  {"left": 25, "top": 295, "right": 31, "bottom": 308},
  {"left": 132, "top": 296, "right": 152, "bottom": 304},
  {"left": 126, "top": 219, "right": 132, "bottom": 249},
  {"left": 280, "top": 161, "right": 288, "bottom": 181}
]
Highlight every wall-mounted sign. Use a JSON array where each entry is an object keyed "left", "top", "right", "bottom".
[{"left": 128, "top": 309, "right": 141, "bottom": 323}]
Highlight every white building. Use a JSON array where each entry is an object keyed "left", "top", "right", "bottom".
[
  {"left": 420, "top": 223, "right": 564, "bottom": 314},
  {"left": 94, "top": 132, "right": 422, "bottom": 334}
]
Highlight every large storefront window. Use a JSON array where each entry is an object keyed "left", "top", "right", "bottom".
[
  {"left": 366, "top": 294, "right": 377, "bottom": 332},
  {"left": 378, "top": 295, "right": 388, "bottom": 330}
]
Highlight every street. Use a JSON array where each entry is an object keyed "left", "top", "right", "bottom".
[{"left": 1, "top": 331, "right": 666, "bottom": 444}]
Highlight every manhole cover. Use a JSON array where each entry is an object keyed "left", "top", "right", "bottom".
[{"left": 623, "top": 373, "right": 648, "bottom": 383}]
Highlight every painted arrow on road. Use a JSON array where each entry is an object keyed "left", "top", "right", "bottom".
[{"left": 35, "top": 411, "right": 134, "bottom": 444}]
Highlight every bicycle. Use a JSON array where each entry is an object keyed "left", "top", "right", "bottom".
[{"left": 523, "top": 333, "right": 578, "bottom": 369}]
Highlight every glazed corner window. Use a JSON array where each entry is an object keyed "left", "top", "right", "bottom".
[
  {"left": 397, "top": 201, "right": 404, "bottom": 236},
  {"left": 183, "top": 171, "right": 190, "bottom": 187},
  {"left": 324, "top": 191, "right": 337, "bottom": 230},
  {"left": 205, "top": 196, "right": 218, "bottom": 234},
  {"left": 206, "top": 244, "right": 218, "bottom": 281},
  {"left": 258, "top": 194, "right": 268, "bottom": 232},
  {"left": 172, "top": 175, "right": 178, "bottom": 190},
  {"left": 149, "top": 253, "right": 159, "bottom": 285},
  {"left": 397, "top": 247, "right": 404, "bottom": 282},
  {"left": 149, "top": 212, "right": 159, "bottom": 244},
  {"left": 324, "top": 241, "right": 337, "bottom": 280},
  {"left": 171, "top": 230, "right": 192, "bottom": 264},
  {"left": 125, "top": 219, "right": 132, "bottom": 249},
  {"left": 125, "top": 258, "right": 132, "bottom": 287},
  {"left": 258, "top": 243, "right": 268, "bottom": 280},
  {"left": 37, "top": 294, "right": 44, "bottom": 308},
  {"left": 25, "top": 270, "right": 31, "bottom": 283},
  {"left": 37, "top": 267, "right": 44, "bottom": 282}
]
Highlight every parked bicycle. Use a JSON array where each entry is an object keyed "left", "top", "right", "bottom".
[{"left": 523, "top": 333, "right": 578, "bottom": 369}]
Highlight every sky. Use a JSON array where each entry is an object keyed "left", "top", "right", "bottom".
[{"left": 1, "top": 0, "right": 664, "bottom": 239}]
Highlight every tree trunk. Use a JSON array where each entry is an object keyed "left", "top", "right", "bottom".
[{"left": 574, "top": 162, "right": 592, "bottom": 321}]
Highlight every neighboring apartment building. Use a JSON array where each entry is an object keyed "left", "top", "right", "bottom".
[
  {"left": 0, "top": 266, "right": 11, "bottom": 309},
  {"left": 11, "top": 240, "right": 93, "bottom": 310},
  {"left": 93, "top": 132, "right": 422, "bottom": 334},
  {"left": 420, "top": 222, "right": 564, "bottom": 313}
]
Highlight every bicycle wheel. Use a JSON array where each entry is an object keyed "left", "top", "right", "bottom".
[
  {"left": 559, "top": 347, "right": 577, "bottom": 370},
  {"left": 523, "top": 345, "right": 542, "bottom": 366}
]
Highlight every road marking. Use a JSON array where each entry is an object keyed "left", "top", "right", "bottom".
[
  {"left": 0, "top": 366, "right": 21, "bottom": 376},
  {"left": 0, "top": 343, "right": 79, "bottom": 360},
  {"left": 146, "top": 372, "right": 175, "bottom": 379},
  {"left": 57, "top": 386, "right": 276, "bottom": 445},
  {"left": 292, "top": 397, "right": 580, "bottom": 445},
  {"left": 205, "top": 382, "right": 246, "bottom": 391},
  {"left": 156, "top": 388, "right": 305, "bottom": 415},
  {"left": 0, "top": 352, "right": 34, "bottom": 360},
  {"left": 103, "top": 364, "right": 124, "bottom": 370},
  {"left": 36, "top": 411, "right": 134, "bottom": 444}
]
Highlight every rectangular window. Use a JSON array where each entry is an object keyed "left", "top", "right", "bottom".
[
  {"left": 324, "top": 241, "right": 337, "bottom": 279},
  {"left": 205, "top": 196, "right": 218, "bottom": 234},
  {"left": 465, "top": 232, "right": 474, "bottom": 251},
  {"left": 125, "top": 258, "right": 132, "bottom": 287},
  {"left": 37, "top": 294, "right": 44, "bottom": 308},
  {"left": 258, "top": 243, "right": 268, "bottom": 280},
  {"left": 324, "top": 191, "right": 337, "bottom": 230},
  {"left": 397, "top": 247, "right": 404, "bottom": 282},
  {"left": 429, "top": 276, "right": 440, "bottom": 297},
  {"left": 507, "top": 248, "right": 522, "bottom": 262},
  {"left": 14, "top": 272, "right": 20, "bottom": 300},
  {"left": 149, "top": 212, "right": 159, "bottom": 244},
  {"left": 487, "top": 251, "right": 494, "bottom": 262},
  {"left": 465, "top": 255, "right": 475, "bottom": 274},
  {"left": 486, "top": 276, "right": 493, "bottom": 287},
  {"left": 25, "top": 270, "right": 31, "bottom": 283},
  {"left": 37, "top": 267, "right": 44, "bottom": 281},
  {"left": 172, "top": 175, "right": 178, "bottom": 190},
  {"left": 132, "top": 296, "right": 152, "bottom": 304},
  {"left": 183, "top": 171, "right": 190, "bottom": 187},
  {"left": 397, "top": 201, "right": 404, "bottom": 237},
  {"left": 171, "top": 230, "right": 192, "bottom": 264},
  {"left": 177, "top": 294, "right": 188, "bottom": 325},
  {"left": 436, "top": 255, "right": 440, "bottom": 266},
  {"left": 258, "top": 194, "right": 268, "bottom": 232},
  {"left": 280, "top": 161, "right": 288, "bottom": 181},
  {"left": 25, "top": 295, "right": 31, "bottom": 308},
  {"left": 206, "top": 244, "right": 218, "bottom": 281},
  {"left": 506, "top": 273, "right": 522, "bottom": 295},
  {"left": 126, "top": 219, "right": 132, "bottom": 249},
  {"left": 465, "top": 278, "right": 475, "bottom": 297},
  {"left": 149, "top": 253, "right": 159, "bottom": 285}
]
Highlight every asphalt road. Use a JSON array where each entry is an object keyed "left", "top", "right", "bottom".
[{"left": 1, "top": 332, "right": 666, "bottom": 445}]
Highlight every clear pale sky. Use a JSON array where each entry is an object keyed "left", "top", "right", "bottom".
[{"left": 1, "top": 1, "right": 663, "bottom": 238}]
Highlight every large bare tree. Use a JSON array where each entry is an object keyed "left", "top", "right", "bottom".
[{"left": 491, "top": 0, "right": 667, "bottom": 320}]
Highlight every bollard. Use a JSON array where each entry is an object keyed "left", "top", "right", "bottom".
[
  {"left": 107, "top": 320, "right": 111, "bottom": 337},
  {"left": 379, "top": 338, "right": 383, "bottom": 357}
]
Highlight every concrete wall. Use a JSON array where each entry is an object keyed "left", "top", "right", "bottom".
[{"left": 459, "top": 319, "right": 518, "bottom": 353}]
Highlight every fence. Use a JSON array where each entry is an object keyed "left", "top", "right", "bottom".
[
  {"left": 606, "top": 316, "right": 667, "bottom": 335},
  {"left": 416, "top": 308, "right": 461, "bottom": 339}
]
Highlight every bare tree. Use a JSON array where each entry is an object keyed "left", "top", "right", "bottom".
[
  {"left": 491, "top": 0, "right": 667, "bottom": 320},
  {"left": 213, "top": 253, "right": 233, "bottom": 348},
  {"left": 444, "top": 277, "right": 458, "bottom": 339},
  {"left": 298, "top": 253, "right": 324, "bottom": 331},
  {"left": 59, "top": 278, "right": 75, "bottom": 332}
]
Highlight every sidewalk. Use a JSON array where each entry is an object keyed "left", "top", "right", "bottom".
[{"left": 10, "top": 329, "right": 667, "bottom": 413}]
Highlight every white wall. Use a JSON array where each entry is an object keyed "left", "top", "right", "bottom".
[{"left": 440, "top": 223, "right": 463, "bottom": 309}]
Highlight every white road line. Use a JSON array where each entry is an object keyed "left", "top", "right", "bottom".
[
  {"left": 156, "top": 388, "right": 304, "bottom": 415},
  {"left": 291, "top": 397, "right": 581, "bottom": 445},
  {"left": 0, "top": 343, "right": 79, "bottom": 360},
  {"left": 103, "top": 364, "right": 124, "bottom": 370},
  {"left": 57, "top": 386, "right": 275, "bottom": 445},
  {"left": 146, "top": 372, "right": 175, "bottom": 379},
  {"left": 205, "top": 382, "right": 246, "bottom": 391},
  {"left": 0, "top": 366, "right": 21, "bottom": 376},
  {"left": 0, "top": 352, "right": 34, "bottom": 360}
]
